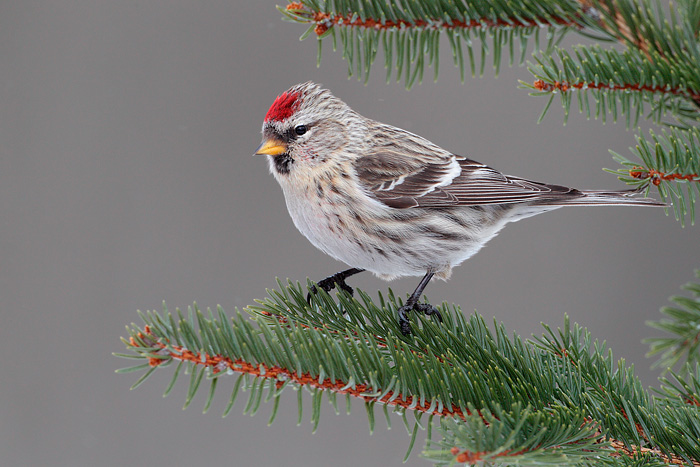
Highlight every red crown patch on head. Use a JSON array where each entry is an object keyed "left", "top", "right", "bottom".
[{"left": 265, "top": 91, "right": 300, "bottom": 122}]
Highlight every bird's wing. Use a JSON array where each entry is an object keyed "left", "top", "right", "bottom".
[{"left": 353, "top": 151, "right": 575, "bottom": 209}]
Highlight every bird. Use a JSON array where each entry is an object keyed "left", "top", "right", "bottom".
[{"left": 254, "top": 82, "right": 664, "bottom": 335}]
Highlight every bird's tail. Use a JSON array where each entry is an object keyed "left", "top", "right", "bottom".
[
  {"left": 505, "top": 186, "right": 664, "bottom": 223},
  {"left": 537, "top": 188, "right": 666, "bottom": 207}
]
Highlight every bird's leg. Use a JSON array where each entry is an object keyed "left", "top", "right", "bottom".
[
  {"left": 397, "top": 271, "right": 443, "bottom": 335},
  {"left": 307, "top": 268, "right": 365, "bottom": 304}
]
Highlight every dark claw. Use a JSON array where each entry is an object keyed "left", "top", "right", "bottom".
[
  {"left": 306, "top": 268, "right": 364, "bottom": 305},
  {"left": 398, "top": 306, "right": 412, "bottom": 336},
  {"left": 416, "top": 303, "right": 443, "bottom": 322},
  {"left": 397, "top": 302, "right": 442, "bottom": 336},
  {"left": 306, "top": 276, "right": 354, "bottom": 304}
]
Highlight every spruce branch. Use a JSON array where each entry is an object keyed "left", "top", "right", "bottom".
[
  {"left": 578, "top": 0, "right": 696, "bottom": 59},
  {"left": 525, "top": 43, "right": 700, "bottom": 127},
  {"left": 606, "top": 127, "right": 700, "bottom": 225},
  {"left": 525, "top": 0, "right": 700, "bottom": 150},
  {"left": 280, "top": 0, "right": 590, "bottom": 87},
  {"left": 657, "top": 363, "right": 700, "bottom": 408},
  {"left": 520, "top": 0, "right": 700, "bottom": 225},
  {"left": 527, "top": 0, "right": 700, "bottom": 120},
  {"left": 116, "top": 281, "right": 700, "bottom": 466},
  {"left": 646, "top": 270, "right": 700, "bottom": 372}
]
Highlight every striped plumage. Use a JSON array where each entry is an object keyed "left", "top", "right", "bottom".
[{"left": 255, "top": 82, "right": 664, "bottom": 333}]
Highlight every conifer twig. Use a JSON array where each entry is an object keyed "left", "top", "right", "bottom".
[
  {"left": 116, "top": 282, "right": 700, "bottom": 466},
  {"left": 533, "top": 79, "right": 700, "bottom": 106},
  {"left": 280, "top": 0, "right": 587, "bottom": 86},
  {"left": 130, "top": 325, "right": 471, "bottom": 419},
  {"left": 285, "top": 1, "right": 581, "bottom": 36},
  {"left": 646, "top": 270, "right": 700, "bottom": 372}
]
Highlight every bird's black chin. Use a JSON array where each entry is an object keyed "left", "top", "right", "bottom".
[{"left": 272, "top": 153, "right": 294, "bottom": 175}]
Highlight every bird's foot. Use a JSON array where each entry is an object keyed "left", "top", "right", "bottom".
[
  {"left": 306, "top": 272, "right": 356, "bottom": 305},
  {"left": 397, "top": 302, "right": 443, "bottom": 336}
]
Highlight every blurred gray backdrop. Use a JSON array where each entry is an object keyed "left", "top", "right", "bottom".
[{"left": 1, "top": 2, "right": 698, "bottom": 466}]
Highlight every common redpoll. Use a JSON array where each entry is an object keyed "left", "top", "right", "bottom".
[{"left": 255, "top": 82, "right": 664, "bottom": 335}]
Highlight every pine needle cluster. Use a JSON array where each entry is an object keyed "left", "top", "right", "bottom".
[
  {"left": 117, "top": 282, "right": 700, "bottom": 466},
  {"left": 646, "top": 271, "right": 700, "bottom": 373}
]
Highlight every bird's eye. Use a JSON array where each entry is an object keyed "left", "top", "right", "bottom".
[{"left": 294, "top": 125, "right": 307, "bottom": 136}]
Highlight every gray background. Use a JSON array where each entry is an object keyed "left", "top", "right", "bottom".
[{"left": 2, "top": 2, "right": 698, "bottom": 466}]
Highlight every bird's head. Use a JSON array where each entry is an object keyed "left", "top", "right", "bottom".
[{"left": 255, "top": 82, "right": 364, "bottom": 176}]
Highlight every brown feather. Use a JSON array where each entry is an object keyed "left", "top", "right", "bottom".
[{"left": 353, "top": 151, "right": 582, "bottom": 208}]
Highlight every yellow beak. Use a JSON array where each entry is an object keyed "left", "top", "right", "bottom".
[{"left": 254, "top": 138, "right": 287, "bottom": 156}]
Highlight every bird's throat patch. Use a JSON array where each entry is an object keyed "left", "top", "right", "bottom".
[{"left": 273, "top": 153, "right": 294, "bottom": 175}]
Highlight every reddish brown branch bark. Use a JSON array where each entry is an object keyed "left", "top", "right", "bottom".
[
  {"left": 286, "top": 2, "right": 579, "bottom": 36},
  {"left": 533, "top": 79, "right": 700, "bottom": 103},
  {"left": 577, "top": 0, "right": 653, "bottom": 58},
  {"left": 131, "top": 326, "right": 469, "bottom": 419},
  {"left": 128, "top": 323, "right": 698, "bottom": 465},
  {"left": 609, "top": 439, "right": 697, "bottom": 466},
  {"left": 449, "top": 446, "right": 530, "bottom": 464},
  {"left": 629, "top": 167, "right": 700, "bottom": 186}
]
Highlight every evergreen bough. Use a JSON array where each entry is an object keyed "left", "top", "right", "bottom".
[{"left": 117, "top": 281, "right": 700, "bottom": 466}]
